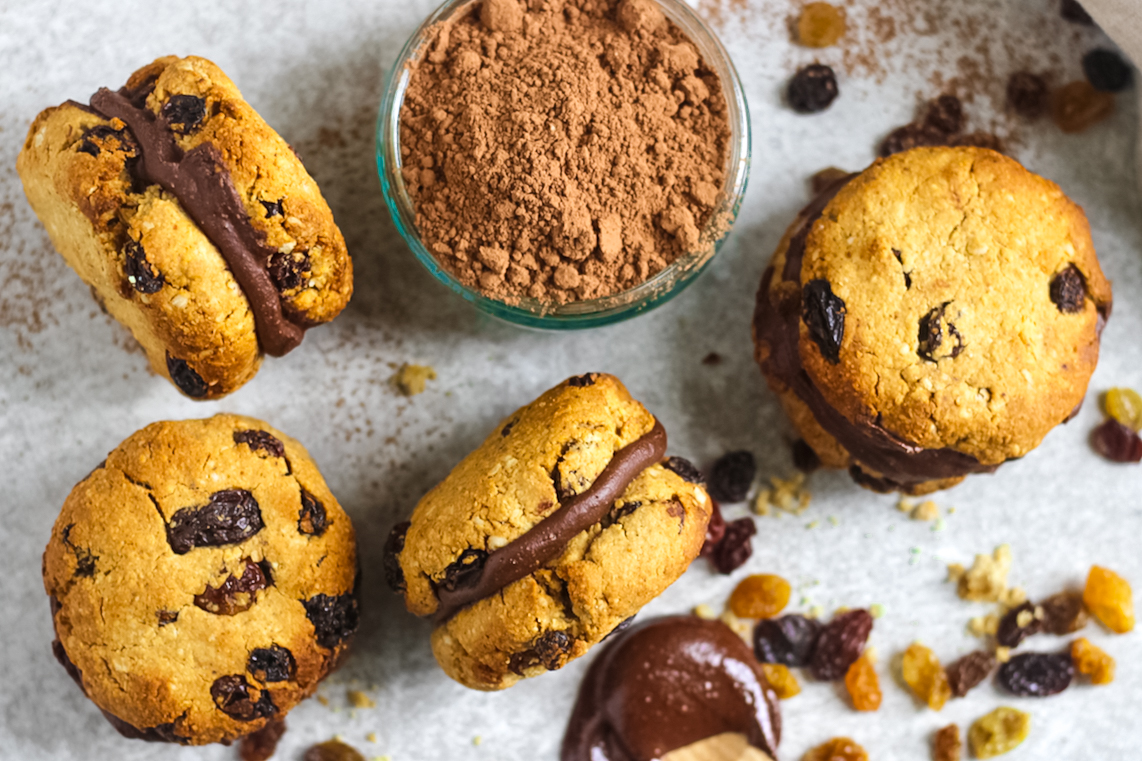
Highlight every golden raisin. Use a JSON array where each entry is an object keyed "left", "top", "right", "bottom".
[
  {"left": 902, "top": 642, "right": 951, "bottom": 710},
  {"left": 843, "top": 652, "right": 881, "bottom": 711},
  {"left": 761, "top": 663, "right": 802, "bottom": 699},
  {"left": 797, "top": 2, "right": 846, "bottom": 48},
  {"left": 802, "top": 737, "right": 868, "bottom": 761},
  {"left": 1083, "top": 565, "right": 1135, "bottom": 633},
  {"left": 933, "top": 724, "right": 961, "bottom": 761},
  {"left": 969, "top": 707, "right": 1031, "bottom": 758},
  {"left": 1071, "top": 637, "right": 1115, "bottom": 684},
  {"left": 729, "top": 574, "right": 792, "bottom": 619},
  {"left": 1105, "top": 387, "right": 1142, "bottom": 432},
  {"left": 1051, "top": 80, "right": 1115, "bottom": 134}
]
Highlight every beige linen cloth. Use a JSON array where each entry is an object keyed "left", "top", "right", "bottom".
[{"left": 1083, "top": 0, "right": 1142, "bottom": 187}]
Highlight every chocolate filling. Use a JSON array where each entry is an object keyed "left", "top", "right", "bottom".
[
  {"left": 88, "top": 88, "right": 305, "bottom": 357},
  {"left": 434, "top": 420, "right": 667, "bottom": 622},
  {"left": 561, "top": 616, "right": 781, "bottom": 761},
  {"left": 753, "top": 175, "right": 996, "bottom": 489}
]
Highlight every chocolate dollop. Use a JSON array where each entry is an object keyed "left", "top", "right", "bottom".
[{"left": 562, "top": 616, "right": 781, "bottom": 761}]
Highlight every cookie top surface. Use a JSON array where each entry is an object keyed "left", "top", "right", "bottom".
[
  {"left": 42, "top": 414, "right": 357, "bottom": 745},
  {"left": 791, "top": 147, "right": 1110, "bottom": 465}
]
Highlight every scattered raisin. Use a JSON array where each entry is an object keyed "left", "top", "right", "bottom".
[
  {"left": 298, "top": 489, "right": 328, "bottom": 536},
  {"left": 803, "top": 737, "right": 868, "bottom": 761},
  {"left": 302, "top": 593, "right": 359, "bottom": 650},
  {"left": 878, "top": 123, "right": 948, "bottom": 157},
  {"left": 233, "top": 430, "right": 285, "bottom": 458},
  {"left": 166, "top": 353, "right": 209, "bottom": 398},
  {"left": 1007, "top": 72, "right": 1049, "bottom": 118},
  {"left": 1083, "top": 565, "right": 1135, "bottom": 632},
  {"left": 844, "top": 652, "right": 882, "bottom": 711},
  {"left": 917, "top": 302, "right": 964, "bottom": 362},
  {"left": 969, "top": 707, "right": 1030, "bottom": 758},
  {"left": 166, "top": 489, "right": 264, "bottom": 554},
  {"left": 210, "top": 675, "right": 276, "bottom": 721},
  {"left": 261, "top": 199, "right": 284, "bottom": 218},
  {"left": 162, "top": 94, "right": 207, "bottom": 134},
  {"left": 708, "top": 450, "right": 756, "bottom": 502},
  {"left": 303, "top": 740, "right": 366, "bottom": 761},
  {"left": 123, "top": 240, "right": 164, "bottom": 294},
  {"left": 1039, "top": 591, "right": 1089, "bottom": 634},
  {"left": 440, "top": 548, "right": 488, "bottom": 592},
  {"left": 792, "top": 439, "right": 821, "bottom": 473},
  {"left": 802, "top": 279, "right": 845, "bottom": 363},
  {"left": 1071, "top": 637, "right": 1115, "bottom": 684},
  {"left": 383, "top": 521, "right": 410, "bottom": 593},
  {"left": 1091, "top": 418, "right": 1142, "bottom": 463},
  {"left": 1083, "top": 49, "right": 1133, "bottom": 93},
  {"left": 996, "top": 602, "right": 1043, "bottom": 648},
  {"left": 945, "top": 650, "right": 996, "bottom": 698},
  {"left": 269, "top": 249, "right": 312, "bottom": 292},
  {"left": 509, "top": 630, "right": 573, "bottom": 674},
  {"left": 1061, "top": 0, "right": 1094, "bottom": 24},
  {"left": 755, "top": 613, "right": 822, "bottom": 667},
  {"left": 797, "top": 2, "right": 846, "bottom": 47},
  {"left": 760, "top": 663, "right": 801, "bottom": 699},
  {"left": 702, "top": 351, "right": 722, "bottom": 365},
  {"left": 997, "top": 652, "right": 1074, "bottom": 697},
  {"left": 1052, "top": 80, "right": 1115, "bottom": 133},
  {"left": 1105, "top": 387, "right": 1142, "bottom": 432},
  {"left": 709, "top": 517, "right": 756, "bottom": 574},
  {"left": 810, "top": 609, "right": 873, "bottom": 681},
  {"left": 788, "top": 64, "right": 839, "bottom": 114},
  {"left": 194, "top": 558, "right": 270, "bottom": 615},
  {"left": 567, "top": 373, "right": 597, "bottom": 386},
  {"left": 1049, "top": 264, "right": 1087, "bottom": 313},
  {"left": 902, "top": 642, "right": 951, "bottom": 710},
  {"left": 248, "top": 645, "right": 296, "bottom": 683},
  {"left": 729, "top": 574, "right": 791, "bottom": 619},
  {"left": 240, "top": 718, "right": 287, "bottom": 761},
  {"left": 933, "top": 724, "right": 962, "bottom": 761},
  {"left": 663, "top": 456, "right": 704, "bottom": 484},
  {"left": 923, "top": 95, "right": 965, "bottom": 134},
  {"left": 700, "top": 499, "right": 726, "bottom": 558}
]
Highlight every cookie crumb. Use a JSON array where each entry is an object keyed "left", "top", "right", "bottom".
[
  {"left": 317, "top": 694, "right": 330, "bottom": 706},
  {"left": 693, "top": 603, "right": 717, "bottom": 620},
  {"left": 347, "top": 689, "right": 375, "bottom": 709},
  {"left": 968, "top": 614, "right": 1000, "bottom": 637},
  {"left": 956, "top": 545, "right": 1012, "bottom": 602},
  {"left": 755, "top": 472, "right": 811, "bottom": 515},
  {"left": 870, "top": 603, "right": 885, "bottom": 619},
  {"left": 390, "top": 364, "right": 437, "bottom": 396},
  {"left": 994, "top": 646, "right": 1012, "bottom": 663},
  {"left": 366, "top": 733, "right": 378, "bottom": 743},
  {"left": 912, "top": 500, "right": 940, "bottom": 521},
  {"left": 473, "top": 736, "right": 483, "bottom": 746},
  {"left": 719, "top": 609, "right": 752, "bottom": 642}
]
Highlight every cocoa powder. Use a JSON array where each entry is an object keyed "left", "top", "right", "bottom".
[{"left": 398, "top": 0, "right": 732, "bottom": 305}]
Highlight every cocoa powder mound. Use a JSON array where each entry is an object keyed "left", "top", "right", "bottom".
[{"left": 398, "top": 0, "right": 732, "bottom": 305}]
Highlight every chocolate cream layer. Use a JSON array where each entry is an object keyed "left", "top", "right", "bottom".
[
  {"left": 753, "top": 175, "right": 997, "bottom": 489},
  {"left": 433, "top": 420, "right": 667, "bottom": 623},
  {"left": 90, "top": 86, "right": 305, "bottom": 357},
  {"left": 561, "top": 616, "right": 781, "bottom": 761}
]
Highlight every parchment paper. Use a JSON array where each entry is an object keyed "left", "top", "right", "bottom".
[{"left": 1, "top": 1, "right": 1140, "bottom": 759}]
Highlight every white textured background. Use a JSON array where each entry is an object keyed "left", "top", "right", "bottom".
[{"left": 1, "top": 0, "right": 1140, "bottom": 759}]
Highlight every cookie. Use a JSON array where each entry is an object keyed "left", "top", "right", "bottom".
[
  {"left": 753, "top": 147, "right": 1111, "bottom": 494},
  {"left": 17, "top": 55, "right": 353, "bottom": 400},
  {"left": 43, "top": 414, "right": 358, "bottom": 745},
  {"left": 384, "top": 373, "right": 712, "bottom": 690}
]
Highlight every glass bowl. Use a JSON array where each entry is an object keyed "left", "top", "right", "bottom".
[{"left": 376, "top": 0, "right": 751, "bottom": 329}]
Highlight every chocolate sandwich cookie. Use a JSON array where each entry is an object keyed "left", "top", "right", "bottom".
[
  {"left": 753, "top": 146, "right": 1111, "bottom": 494},
  {"left": 43, "top": 415, "right": 358, "bottom": 746},
  {"left": 384, "top": 373, "right": 712, "bottom": 690},
  {"left": 17, "top": 56, "right": 352, "bottom": 399}
]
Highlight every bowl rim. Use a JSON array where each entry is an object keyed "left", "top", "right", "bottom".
[{"left": 376, "top": 0, "right": 752, "bottom": 330}]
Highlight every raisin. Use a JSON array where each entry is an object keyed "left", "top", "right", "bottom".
[
  {"left": 122, "top": 240, "right": 164, "bottom": 294},
  {"left": 1071, "top": 637, "right": 1115, "bottom": 684},
  {"left": 945, "top": 650, "right": 996, "bottom": 698},
  {"left": 239, "top": 718, "right": 287, "bottom": 761},
  {"left": 302, "top": 593, "right": 359, "bottom": 649},
  {"left": 501, "top": 418, "right": 518, "bottom": 436},
  {"left": 663, "top": 456, "right": 704, "bottom": 484},
  {"left": 803, "top": 737, "right": 868, "bottom": 761},
  {"left": 269, "top": 249, "right": 311, "bottom": 292},
  {"left": 297, "top": 489, "right": 328, "bottom": 536},
  {"left": 1039, "top": 591, "right": 1089, "bottom": 634},
  {"left": 788, "top": 64, "right": 839, "bottom": 114},
  {"left": 1105, "top": 387, "right": 1142, "bottom": 431},
  {"left": 261, "top": 199, "right": 284, "bottom": 218},
  {"left": 997, "top": 652, "right": 1074, "bottom": 696},
  {"left": 879, "top": 123, "right": 948, "bottom": 157},
  {"left": 923, "top": 95, "right": 965, "bottom": 134},
  {"left": 1083, "top": 49, "right": 1133, "bottom": 93},
  {"left": 1050, "top": 264, "right": 1087, "bottom": 313},
  {"left": 383, "top": 521, "right": 411, "bottom": 593},
  {"left": 810, "top": 609, "right": 873, "bottom": 681},
  {"left": 792, "top": 439, "right": 822, "bottom": 473},
  {"left": 439, "top": 548, "right": 488, "bottom": 592},
  {"left": 166, "top": 489, "right": 263, "bottom": 554},
  {"left": 248, "top": 645, "right": 296, "bottom": 683},
  {"left": 157, "top": 610, "right": 179, "bottom": 626},
  {"left": 996, "top": 602, "right": 1043, "bottom": 648},
  {"left": 729, "top": 574, "right": 791, "bottom": 619},
  {"left": 933, "top": 724, "right": 962, "bottom": 761},
  {"left": 233, "top": 430, "right": 285, "bottom": 459},
  {"left": 701, "top": 351, "right": 722, "bottom": 366},
  {"left": 210, "top": 674, "right": 276, "bottom": 721},
  {"left": 162, "top": 94, "right": 207, "bottom": 134},
  {"left": 567, "top": 373, "right": 597, "bottom": 386},
  {"left": 917, "top": 302, "right": 964, "bottom": 362},
  {"left": 194, "top": 558, "right": 270, "bottom": 615},
  {"left": 969, "top": 707, "right": 1030, "bottom": 758},
  {"left": 700, "top": 499, "right": 726, "bottom": 557},
  {"left": 1091, "top": 418, "right": 1142, "bottom": 464},
  {"left": 802, "top": 279, "right": 845, "bottom": 363},
  {"left": 710, "top": 517, "right": 756, "bottom": 574},
  {"left": 1052, "top": 80, "right": 1115, "bottom": 133},
  {"left": 844, "top": 652, "right": 882, "bottom": 711},
  {"left": 760, "top": 663, "right": 801, "bottom": 699},
  {"left": 1061, "top": 0, "right": 1094, "bottom": 24},
  {"left": 77, "top": 124, "right": 135, "bottom": 157},
  {"left": 902, "top": 642, "right": 951, "bottom": 710},
  {"left": 1083, "top": 565, "right": 1135, "bottom": 633},
  {"left": 754, "top": 613, "right": 822, "bottom": 667},
  {"left": 303, "top": 741, "right": 366, "bottom": 761},
  {"left": 708, "top": 450, "right": 756, "bottom": 502},
  {"left": 508, "top": 630, "right": 573, "bottom": 674},
  {"left": 797, "top": 2, "right": 846, "bottom": 47},
  {"left": 166, "top": 353, "right": 209, "bottom": 398},
  {"left": 60, "top": 524, "right": 97, "bottom": 578},
  {"left": 1007, "top": 72, "right": 1049, "bottom": 118}
]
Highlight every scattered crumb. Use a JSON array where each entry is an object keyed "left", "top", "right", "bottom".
[
  {"left": 367, "top": 733, "right": 378, "bottom": 743},
  {"left": 912, "top": 500, "right": 940, "bottom": 521},
  {"left": 390, "top": 363, "right": 437, "bottom": 396},
  {"left": 753, "top": 472, "right": 812, "bottom": 515},
  {"left": 870, "top": 603, "right": 886, "bottom": 619},
  {"left": 955, "top": 545, "right": 1012, "bottom": 602},
  {"left": 473, "top": 736, "right": 483, "bottom": 746},
  {"left": 897, "top": 497, "right": 915, "bottom": 513},
  {"left": 969, "top": 614, "right": 1000, "bottom": 637},
  {"left": 947, "top": 563, "right": 966, "bottom": 583},
  {"left": 702, "top": 352, "right": 723, "bottom": 365},
  {"left": 1015, "top": 609, "right": 1035, "bottom": 628},
  {"left": 719, "top": 610, "right": 752, "bottom": 642},
  {"left": 864, "top": 645, "right": 879, "bottom": 664},
  {"left": 809, "top": 605, "right": 825, "bottom": 619},
  {"left": 693, "top": 603, "right": 717, "bottom": 620},
  {"left": 932, "top": 517, "right": 947, "bottom": 532},
  {"left": 995, "top": 646, "right": 1013, "bottom": 663},
  {"left": 347, "top": 689, "right": 375, "bottom": 709},
  {"left": 827, "top": 515, "right": 839, "bottom": 526},
  {"left": 317, "top": 694, "right": 330, "bottom": 706},
  {"left": 1000, "top": 586, "right": 1027, "bottom": 608},
  {"left": 806, "top": 519, "right": 819, "bottom": 529}
]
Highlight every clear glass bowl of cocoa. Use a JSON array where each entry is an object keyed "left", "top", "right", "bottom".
[{"left": 377, "top": 0, "right": 750, "bottom": 329}]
